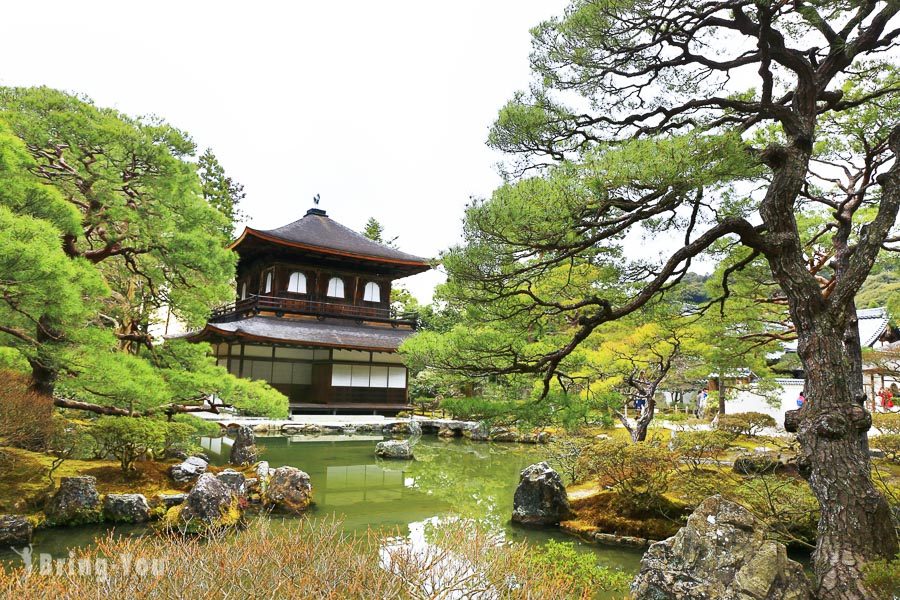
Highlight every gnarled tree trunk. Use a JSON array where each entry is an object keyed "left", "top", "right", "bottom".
[{"left": 787, "top": 315, "right": 897, "bottom": 599}]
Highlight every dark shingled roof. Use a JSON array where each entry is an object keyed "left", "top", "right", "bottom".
[
  {"left": 184, "top": 316, "right": 414, "bottom": 351},
  {"left": 233, "top": 208, "right": 428, "bottom": 265}
]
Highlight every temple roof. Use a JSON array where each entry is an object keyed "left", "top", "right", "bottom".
[
  {"left": 781, "top": 307, "right": 891, "bottom": 353},
  {"left": 230, "top": 208, "right": 429, "bottom": 270},
  {"left": 181, "top": 316, "right": 414, "bottom": 352}
]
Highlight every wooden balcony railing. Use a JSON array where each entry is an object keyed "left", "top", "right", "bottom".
[{"left": 210, "top": 294, "right": 418, "bottom": 328}]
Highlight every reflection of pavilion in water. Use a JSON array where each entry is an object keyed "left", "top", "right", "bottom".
[{"left": 323, "top": 463, "right": 408, "bottom": 507}]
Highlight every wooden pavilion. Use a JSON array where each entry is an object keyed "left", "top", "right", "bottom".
[{"left": 185, "top": 208, "right": 430, "bottom": 415}]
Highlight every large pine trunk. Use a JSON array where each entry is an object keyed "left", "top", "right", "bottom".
[{"left": 788, "top": 315, "right": 898, "bottom": 599}]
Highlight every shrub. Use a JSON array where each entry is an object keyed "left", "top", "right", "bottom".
[
  {"left": 716, "top": 412, "right": 777, "bottom": 437},
  {"left": 727, "top": 475, "right": 819, "bottom": 548},
  {"left": 872, "top": 434, "right": 900, "bottom": 462},
  {"left": 672, "top": 430, "right": 732, "bottom": 471},
  {"left": 873, "top": 413, "right": 900, "bottom": 435},
  {"left": 88, "top": 417, "right": 168, "bottom": 473},
  {"left": 526, "top": 539, "right": 631, "bottom": 593},
  {"left": 0, "top": 370, "right": 57, "bottom": 455},
  {"left": 578, "top": 438, "right": 678, "bottom": 512},
  {"left": 546, "top": 435, "right": 594, "bottom": 484},
  {"left": 864, "top": 553, "right": 900, "bottom": 600},
  {"left": 440, "top": 397, "right": 516, "bottom": 423}
]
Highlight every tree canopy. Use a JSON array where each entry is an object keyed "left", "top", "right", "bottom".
[
  {"left": 0, "top": 87, "right": 287, "bottom": 418},
  {"left": 418, "top": 1, "right": 900, "bottom": 596}
]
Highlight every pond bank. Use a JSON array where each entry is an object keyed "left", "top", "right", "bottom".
[{"left": 1, "top": 435, "right": 643, "bottom": 578}]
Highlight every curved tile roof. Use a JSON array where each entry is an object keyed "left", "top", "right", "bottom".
[
  {"left": 232, "top": 208, "right": 428, "bottom": 266},
  {"left": 184, "top": 316, "right": 414, "bottom": 352}
]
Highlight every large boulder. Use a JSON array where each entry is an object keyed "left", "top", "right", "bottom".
[
  {"left": 216, "top": 469, "right": 248, "bottom": 497},
  {"left": 511, "top": 462, "right": 571, "bottom": 526},
  {"left": 464, "top": 421, "right": 490, "bottom": 442},
  {"left": 631, "top": 495, "right": 812, "bottom": 600},
  {"left": 103, "top": 494, "right": 151, "bottom": 523},
  {"left": 169, "top": 473, "right": 240, "bottom": 531},
  {"left": 45, "top": 476, "right": 101, "bottom": 526},
  {"left": 375, "top": 439, "right": 414, "bottom": 459},
  {"left": 263, "top": 466, "right": 313, "bottom": 513},
  {"left": 230, "top": 425, "right": 259, "bottom": 466},
  {"left": 489, "top": 427, "right": 519, "bottom": 442},
  {"left": 170, "top": 456, "right": 208, "bottom": 484},
  {"left": 384, "top": 420, "right": 422, "bottom": 436},
  {"left": 0, "top": 515, "right": 33, "bottom": 546}
]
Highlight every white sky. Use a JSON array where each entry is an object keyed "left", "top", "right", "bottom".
[{"left": 0, "top": 0, "right": 569, "bottom": 303}]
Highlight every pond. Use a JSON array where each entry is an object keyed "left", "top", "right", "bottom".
[{"left": 3, "top": 434, "right": 644, "bottom": 586}]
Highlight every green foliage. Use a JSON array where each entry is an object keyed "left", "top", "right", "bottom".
[
  {"left": 873, "top": 413, "right": 900, "bottom": 436},
  {"left": 545, "top": 434, "right": 593, "bottom": 484},
  {"left": 88, "top": 417, "right": 168, "bottom": 473},
  {"left": 729, "top": 475, "right": 820, "bottom": 548},
  {"left": 360, "top": 217, "right": 397, "bottom": 247},
  {"left": 672, "top": 430, "right": 732, "bottom": 471},
  {"left": 863, "top": 554, "right": 900, "bottom": 600},
  {"left": 0, "top": 87, "right": 287, "bottom": 421},
  {"left": 526, "top": 539, "right": 632, "bottom": 593},
  {"left": 716, "top": 412, "right": 777, "bottom": 437},
  {"left": 872, "top": 435, "right": 900, "bottom": 462},
  {"left": 197, "top": 148, "right": 245, "bottom": 237},
  {"left": 578, "top": 438, "right": 678, "bottom": 512},
  {"left": 440, "top": 391, "right": 597, "bottom": 429}
]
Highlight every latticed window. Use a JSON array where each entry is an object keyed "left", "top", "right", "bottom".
[
  {"left": 287, "top": 271, "right": 307, "bottom": 293},
  {"left": 327, "top": 277, "right": 344, "bottom": 298},
  {"left": 363, "top": 282, "right": 380, "bottom": 302}
]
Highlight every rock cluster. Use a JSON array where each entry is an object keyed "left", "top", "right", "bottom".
[
  {"left": 174, "top": 473, "right": 238, "bottom": 530},
  {"left": 45, "top": 476, "right": 102, "bottom": 526},
  {"left": 262, "top": 466, "right": 313, "bottom": 513},
  {"left": 383, "top": 420, "right": 422, "bottom": 436},
  {"left": 0, "top": 515, "right": 32, "bottom": 546},
  {"left": 216, "top": 469, "right": 247, "bottom": 496},
  {"left": 630, "top": 495, "right": 812, "bottom": 600},
  {"left": 375, "top": 439, "right": 414, "bottom": 459},
  {"left": 170, "top": 456, "right": 209, "bottom": 484},
  {"left": 230, "top": 425, "right": 259, "bottom": 465},
  {"left": 511, "top": 462, "right": 571, "bottom": 526},
  {"left": 103, "top": 494, "right": 151, "bottom": 523}
]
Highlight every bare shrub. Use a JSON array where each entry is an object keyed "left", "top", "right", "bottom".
[
  {"left": 0, "top": 517, "right": 605, "bottom": 599},
  {"left": 0, "top": 370, "right": 56, "bottom": 456},
  {"left": 578, "top": 437, "right": 678, "bottom": 512},
  {"left": 672, "top": 430, "right": 732, "bottom": 472}
]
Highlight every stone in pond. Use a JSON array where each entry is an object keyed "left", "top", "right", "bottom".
[
  {"left": 375, "top": 439, "right": 413, "bottom": 459},
  {"left": 103, "top": 494, "right": 151, "bottom": 523},
  {"left": 45, "top": 476, "right": 101, "bottom": 526},
  {"left": 630, "top": 495, "right": 812, "bottom": 600},
  {"left": 511, "top": 462, "right": 571, "bottom": 526},
  {"left": 0, "top": 515, "right": 32, "bottom": 546},
  {"left": 464, "top": 421, "right": 490, "bottom": 441},
  {"left": 230, "top": 425, "right": 258, "bottom": 466},
  {"left": 263, "top": 466, "right": 313, "bottom": 513},
  {"left": 170, "top": 456, "right": 208, "bottom": 484},
  {"left": 384, "top": 420, "right": 422, "bottom": 436},
  {"left": 172, "top": 473, "right": 240, "bottom": 530}
]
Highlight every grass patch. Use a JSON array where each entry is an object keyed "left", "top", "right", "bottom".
[
  {"left": 565, "top": 491, "right": 686, "bottom": 540},
  {"left": 0, "top": 448, "right": 183, "bottom": 515}
]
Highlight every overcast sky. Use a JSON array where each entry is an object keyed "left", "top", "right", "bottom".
[{"left": 0, "top": 0, "right": 569, "bottom": 302}]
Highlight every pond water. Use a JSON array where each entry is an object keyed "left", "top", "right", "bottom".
[{"left": 3, "top": 434, "right": 644, "bottom": 586}]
